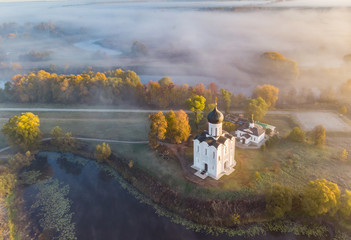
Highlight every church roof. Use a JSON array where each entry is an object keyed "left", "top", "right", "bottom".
[
  {"left": 237, "top": 122, "right": 265, "bottom": 137},
  {"left": 207, "top": 106, "right": 224, "bottom": 124},
  {"left": 194, "top": 130, "right": 235, "bottom": 148}
]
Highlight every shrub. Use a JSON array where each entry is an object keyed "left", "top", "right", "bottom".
[
  {"left": 288, "top": 127, "right": 305, "bottom": 142},
  {"left": 266, "top": 184, "right": 294, "bottom": 219},
  {"left": 94, "top": 142, "right": 111, "bottom": 162}
]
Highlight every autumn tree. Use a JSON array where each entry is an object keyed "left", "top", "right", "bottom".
[
  {"left": 186, "top": 95, "right": 206, "bottom": 129},
  {"left": 266, "top": 184, "right": 294, "bottom": 219},
  {"left": 302, "top": 179, "right": 341, "bottom": 216},
  {"left": 339, "top": 106, "right": 348, "bottom": 115},
  {"left": 260, "top": 51, "right": 300, "bottom": 81},
  {"left": 311, "top": 125, "right": 326, "bottom": 146},
  {"left": 2, "top": 112, "right": 41, "bottom": 150},
  {"left": 252, "top": 85, "right": 279, "bottom": 109},
  {"left": 340, "top": 190, "right": 351, "bottom": 218},
  {"left": 166, "top": 110, "right": 191, "bottom": 144},
  {"left": 94, "top": 142, "right": 111, "bottom": 162},
  {"left": 220, "top": 88, "right": 232, "bottom": 113},
  {"left": 340, "top": 149, "right": 348, "bottom": 162},
  {"left": 245, "top": 97, "right": 268, "bottom": 121},
  {"left": 148, "top": 112, "right": 167, "bottom": 149},
  {"left": 288, "top": 127, "right": 306, "bottom": 143}
]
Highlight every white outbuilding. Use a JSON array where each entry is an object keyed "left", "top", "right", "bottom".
[
  {"left": 235, "top": 116, "right": 265, "bottom": 145},
  {"left": 192, "top": 106, "right": 236, "bottom": 180}
]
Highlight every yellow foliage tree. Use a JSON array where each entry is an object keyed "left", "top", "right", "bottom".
[
  {"left": 2, "top": 112, "right": 41, "bottom": 150},
  {"left": 252, "top": 84, "right": 279, "bottom": 109},
  {"left": 340, "top": 149, "right": 349, "bottom": 162},
  {"left": 94, "top": 142, "right": 111, "bottom": 163},
  {"left": 302, "top": 179, "right": 341, "bottom": 216},
  {"left": 166, "top": 110, "right": 191, "bottom": 144},
  {"left": 148, "top": 112, "right": 168, "bottom": 149},
  {"left": 311, "top": 125, "right": 326, "bottom": 146},
  {"left": 340, "top": 189, "right": 351, "bottom": 218}
]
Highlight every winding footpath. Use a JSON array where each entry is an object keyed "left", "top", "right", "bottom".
[
  {"left": 0, "top": 107, "right": 191, "bottom": 113},
  {"left": 0, "top": 137, "right": 148, "bottom": 155}
]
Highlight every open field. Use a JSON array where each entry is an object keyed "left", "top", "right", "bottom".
[
  {"left": 1, "top": 109, "right": 351, "bottom": 199},
  {"left": 294, "top": 112, "right": 351, "bottom": 132}
]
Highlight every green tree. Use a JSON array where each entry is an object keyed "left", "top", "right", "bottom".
[
  {"left": 0, "top": 172, "right": 16, "bottom": 198},
  {"left": 166, "top": 110, "right": 190, "bottom": 144},
  {"left": 245, "top": 97, "right": 268, "bottom": 121},
  {"left": 8, "top": 151, "right": 34, "bottom": 173},
  {"left": 158, "top": 77, "right": 173, "bottom": 88},
  {"left": 220, "top": 88, "right": 232, "bottom": 113},
  {"left": 2, "top": 112, "right": 41, "bottom": 150},
  {"left": 311, "top": 125, "right": 326, "bottom": 146},
  {"left": 148, "top": 112, "right": 168, "bottom": 149},
  {"left": 50, "top": 126, "right": 77, "bottom": 152},
  {"left": 266, "top": 184, "right": 294, "bottom": 219},
  {"left": 94, "top": 142, "right": 111, "bottom": 162},
  {"left": 222, "top": 121, "right": 237, "bottom": 132},
  {"left": 59, "top": 132, "right": 77, "bottom": 153},
  {"left": 204, "top": 103, "right": 216, "bottom": 115},
  {"left": 50, "top": 126, "right": 63, "bottom": 146},
  {"left": 288, "top": 127, "right": 306, "bottom": 142},
  {"left": 302, "top": 179, "right": 341, "bottom": 216},
  {"left": 186, "top": 95, "right": 206, "bottom": 129},
  {"left": 252, "top": 84, "right": 279, "bottom": 109}
]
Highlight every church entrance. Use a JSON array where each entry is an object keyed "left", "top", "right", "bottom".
[
  {"left": 204, "top": 163, "right": 208, "bottom": 172},
  {"left": 242, "top": 138, "right": 245, "bottom": 144}
]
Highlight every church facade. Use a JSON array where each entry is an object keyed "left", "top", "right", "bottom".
[{"left": 192, "top": 106, "right": 236, "bottom": 180}]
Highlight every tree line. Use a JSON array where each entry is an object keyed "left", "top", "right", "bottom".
[{"left": 0, "top": 69, "right": 253, "bottom": 110}]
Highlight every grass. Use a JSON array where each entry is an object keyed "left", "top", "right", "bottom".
[
  {"left": 1, "top": 110, "right": 351, "bottom": 200},
  {"left": 262, "top": 114, "right": 300, "bottom": 137}
]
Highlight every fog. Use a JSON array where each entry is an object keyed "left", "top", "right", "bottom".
[{"left": 0, "top": 0, "right": 350, "bottom": 94}]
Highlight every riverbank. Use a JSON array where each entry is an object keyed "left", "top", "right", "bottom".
[{"left": 36, "top": 139, "right": 336, "bottom": 239}]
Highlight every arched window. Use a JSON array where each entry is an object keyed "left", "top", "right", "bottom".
[
  {"left": 213, "top": 152, "right": 215, "bottom": 158},
  {"left": 218, "top": 156, "right": 221, "bottom": 161},
  {"left": 205, "top": 149, "right": 207, "bottom": 155},
  {"left": 197, "top": 146, "right": 199, "bottom": 152}
]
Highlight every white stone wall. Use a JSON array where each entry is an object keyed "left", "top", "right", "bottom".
[
  {"left": 193, "top": 133, "right": 236, "bottom": 179},
  {"left": 209, "top": 123, "right": 222, "bottom": 137}
]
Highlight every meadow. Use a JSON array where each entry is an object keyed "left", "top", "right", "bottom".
[{"left": 1, "top": 110, "right": 351, "bottom": 201}]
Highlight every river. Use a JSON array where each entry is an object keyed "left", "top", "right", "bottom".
[{"left": 22, "top": 152, "right": 297, "bottom": 240}]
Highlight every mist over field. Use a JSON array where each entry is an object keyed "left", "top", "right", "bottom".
[{"left": 0, "top": 0, "right": 350, "bottom": 94}]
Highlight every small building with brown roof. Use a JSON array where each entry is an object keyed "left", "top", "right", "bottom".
[{"left": 235, "top": 116, "right": 265, "bottom": 145}]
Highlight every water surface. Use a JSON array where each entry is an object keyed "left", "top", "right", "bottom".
[{"left": 24, "top": 152, "right": 297, "bottom": 240}]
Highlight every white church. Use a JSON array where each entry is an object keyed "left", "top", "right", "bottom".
[{"left": 192, "top": 105, "right": 236, "bottom": 180}]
